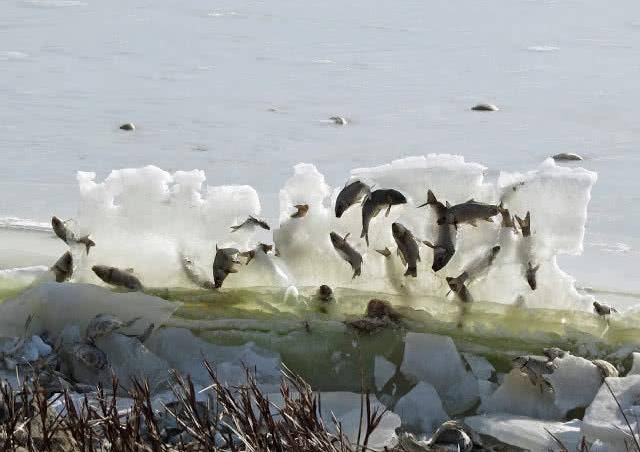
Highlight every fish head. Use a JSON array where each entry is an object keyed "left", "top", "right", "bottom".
[
  {"left": 329, "top": 232, "right": 342, "bottom": 247},
  {"left": 391, "top": 222, "right": 404, "bottom": 237},
  {"left": 91, "top": 265, "right": 109, "bottom": 280},
  {"left": 51, "top": 216, "right": 63, "bottom": 229},
  {"left": 259, "top": 243, "right": 273, "bottom": 253},
  {"left": 335, "top": 201, "right": 348, "bottom": 218},
  {"left": 213, "top": 268, "right": 226, "bottom": 288},
  {"left": 387, "top": 189, "right": 407, "bottom": 205},
  {"left": 526, "top": 262, "right": 539, "bottom": 290},
  {"left": 446, "top": 276, "right": 462, "bottom": 293},
  {"left": 431, "top": 248, "right": 451, "bottom": 272},
  {"left": 318, "top": 284, "right": 333, "bottom": 300}
]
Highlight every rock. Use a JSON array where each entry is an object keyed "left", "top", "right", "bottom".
[
  {"left": 465, "top": 414, "right": 582, "bottom": 451},
  {"left": 119, "top": 122, "right": 135, "bottom": 131},
  {"left": 399, "top": 332, "right": 479, "bottom": 414},
  {"left": 471, "top": 103, "right": 499, "bottom": 111},
  {"left": 374, "top": 356, "right": 396, "bottom": 390},
  {"left": 394, "top": 382, "right": 448, "bottom": 434},
  {"left": 552, "top": 153, "right": 583, "bottom": 161},
  {"left": 582, "top": 375, "right": 640, "bottom": 449}
]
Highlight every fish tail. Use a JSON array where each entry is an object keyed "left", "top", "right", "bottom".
[
  {"left": 230, "top": 225, "right": 241, "bottom": 232},
  {"left": 352, "top": 267, "right": 361, "bottom": 279}
]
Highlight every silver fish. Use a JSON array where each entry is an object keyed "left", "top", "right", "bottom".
[
  {"left": 361, "top": 189, "right": 407, "bottom": 246},
  {"left": 51, "top": 216, "right": 95, "bottom": 254},
  {"left": 329, "top": 232, "right": 363, "bottom": 278},
  {"left": 86, "top": 314, "right": 141, "bottom": 343},
  {"left": 213, "top": 246, "right": 241, "bottom": 288},
  {"left": 593, "top": 301, "right": 617, "bottom": 317},
  {"left": 515, "top": 212, "right": 540, "bottom": 290},
  {"left": 437, "top": 199, "right": 499, "bottom": 229},
  {"left": 92, "top": 265, "right": 143, "bottom": 291},
  {"left": 392, "top": 222, "right": 420, "bottom": 277},
  {"left": 335, "top": 180, "right": 370, "bottom": 218},
  {"left": 419, "top": 190, "right": 456, "bottom": 272},
  {"left": 230, "top": 215, "right": 270, "bottom": 232},
  {"left": 51, "top": 251, "right": 73, "bottom": 283},
  {"left": 446, "top": 246, "right": 500, "bottom": 302},
  {"left": 513, "top": 355, "right": 556, "bottom": 391}
]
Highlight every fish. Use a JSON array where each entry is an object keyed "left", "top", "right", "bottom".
[
  {"left": 335, "top": 180, "right": 370, "bottom": 218},
  {"left": 317, "top": 284, "right": 334, "bottom": 302},
  {"left": 513, "top": 355, "right": 556, "bottom": 391},
  {"left": 291, "top": 204, "right": 309, "bottom": 218},
  {"left": 51, "top": 251, "right": 73, "bottom": 283},
  {"left": 51, "top": 216, "right": 95, "bottom": 254},
  {"left": 329, "top": 232, "right": 363, "bottom": 278},
  {"left": 515, "top": 212, "right": 539, "bottom": 290},
  {"left": 436, "top": 199, "right": 499, "bottom": 229},
  {"left": 92, "top": 265, "right": 143, "bottom": 291},
  {"left": 230, "top": 215, "right": 270, "bottom": 232},
  {"left": 419, "top": 190, "right": 456, "bottom": 272},
  {"left": 361, "top": 189, "right": 407, "bottom": 246},
  {"left": 392, "top": 222, "right": 420, "bottom": 277},
  {"left": 212, "top": 246, "right": 241, "bottom": 288},
  {"left": 446, "top": 246, "right": 501, "bottom": 302},
  {"left": 593, "top": 301, "right": 617, "bottom": 317},
  {"left": 446, "top": 274, "right": 474, "bottom": 303}
]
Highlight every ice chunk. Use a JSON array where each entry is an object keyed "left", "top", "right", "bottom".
[
  {"left": 0, "top": 282, "right": 179, "bottom": 338},
  {"left": 145, "top": 327, "right": 281, "bottom": 389},
  {"left": 498, "top": 158, "right": 597, "bottom": 256},
  {"left": 628, "top": 353, "right": 640, "bottom": 375},
  {"left": 582, "top": 375, "right": 640, "bottom": 449},
  {"left": 399, "top": 332, "right": 479, "bottom": 414},
  {"left": 394, "top": 382, "right": 448, "bottom": 434},
  {"left": 481, "top": 354, "right": 603, "bottom": 419},
  {"left": 462, "top": 353, "right": 495, "bottom": 380},
  {"left": 94, "top": 333, "right": 170, "bottom": 392},
  {"left": 480, "top": 369, "right": 560, "bottom": 419},
  {"left": 374, "top": 356, "right": 396, "bottom": 390},
  {"left": 546, "top": 354, "right": 603, "bottom": 415},
  {"left": 465, "top": 414, "right": 582, "bottom": 451}
]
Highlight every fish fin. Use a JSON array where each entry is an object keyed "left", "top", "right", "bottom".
[
  {"left": 215, "top": 244, "right": 219, "bottom": 251},
  {"left": 484, "top": 217, "right": 494, "bottom": 223},
  {"left": 427, "top": 189, "right": 437, "bottom": 205},
  {"left": 365, "top": 233, "right": 369, "bottom": 247},
  {"left": 125, "top": 268, "right": 135, "bottom": 273},
  {"left": 227, "top": 267, "right": 239, "bottom": 274},
  {"left": 611, "top": 307, "right": 619, "bottom": 313},
  {"left": 376, "top": 248, "right": 391, "bottom": 257},
  {"left": 343, "top": 232, "right": 350, "bottom": 241},
  {"left": 469, "top": 220, "right": 477, "bottom": 227},
  {"left": 385, "top": 204, "right": 391, "bottom": 217},
  {"left": 422, "top": 240, "right": 435, "bottom": 249},
  {"left": 230, "top": 225, "right": 241, "bottom": 232},
  {"left": 467, "top": 198, "right": 475, "bottom": 203},
  {"left": 445, "top": 201, "right": 451, "bottom": 208}
]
